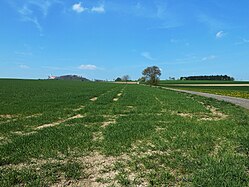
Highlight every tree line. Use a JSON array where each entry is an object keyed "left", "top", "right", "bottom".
[
  {"left": 115, "top": 67, "right": 235, "bottom": 86},
  {"left": 180, "top": 75, "right": 235, "bottom": 81}
]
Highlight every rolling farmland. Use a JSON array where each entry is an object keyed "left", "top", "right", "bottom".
[{"left": 0, "top": 79, "right": 249, "bottom": 186}]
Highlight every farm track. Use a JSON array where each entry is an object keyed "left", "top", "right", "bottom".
[{"left": 162, "top": 87, "right": 249, "bottom": 110}]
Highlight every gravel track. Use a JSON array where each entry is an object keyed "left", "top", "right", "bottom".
[{"left": 162, "top": 87, "right": 249, "bottom": 110}]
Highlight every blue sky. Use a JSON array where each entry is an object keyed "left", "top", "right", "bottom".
[{"left": 0, "top": 0, "right": 249, "bottom": 80}]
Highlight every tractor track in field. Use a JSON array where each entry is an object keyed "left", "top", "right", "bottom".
[{"left": 161, "top": 87, "right": 249, "bottom": 110}]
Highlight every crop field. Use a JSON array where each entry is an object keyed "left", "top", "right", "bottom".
[
  {"left": 160, "top": 80, "right": 249, "bottom": 84},
  {"left": 163, "top": 85, "right": 249, "bottom": 99},
  {"left": 1, "top": 79, "right": 249, "bottom": 186}
]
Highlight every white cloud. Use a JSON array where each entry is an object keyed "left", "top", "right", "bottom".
[
  {"left": 78, "top": 64, "right": 97, "bottom": 70},
  {"left": 202, "top": 55, "right": 216, "bottom": 61},
  {"left": 216, "top": 31, "right": 225, "bottom": 39},
  {"left": 91, "top": 5, "right": 105, "bottom": 13},
  {"left": 141, "top": 52, "right": 156, "bottom": 61},
  {"left": 19, "top": 65, "right": 30, "bottom": 69},
  {"left": 72, "top": 2, "right": 86, "bottom": 13}
]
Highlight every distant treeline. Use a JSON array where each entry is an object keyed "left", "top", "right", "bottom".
[{"left": 180, "top": 75, "right": 235, "bottom": 81}]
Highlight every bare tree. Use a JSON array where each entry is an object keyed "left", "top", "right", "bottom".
[{"left": 122, "top": 75, "right": 130, "bottom": 82}]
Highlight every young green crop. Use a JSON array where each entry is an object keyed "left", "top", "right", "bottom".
[{"left": 0, "top": 80, "right": 248, "bottom": 186}]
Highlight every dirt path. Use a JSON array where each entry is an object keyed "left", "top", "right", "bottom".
[{"left": 162, "top": 87, "right": 249, "bottom": 110}]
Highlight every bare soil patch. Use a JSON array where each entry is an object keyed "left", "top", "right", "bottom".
[
  {"left": 25, "top": 113, "right": 42, "bottom": 119},
  {"left": 36, "top": 114, "right": 84, "bottom": 130},
  {"left": 113, "top": 98, "right": 119, "bottom": 102},
  {"left": 155, "top": 96, "right": 164, "bottom": 105},
  {"left": 90, "top": 97, "right": 98, "bottom": 101},
  {"left": 92, "top": 131, "right": 104, "bottom": 141},
  {"left": 73, "top": 105, "right": 85, "bottom": 112},
  {"left": 0, "top": 114, "right": 19, "bottom": 119},
  {"left": 102, "top": 120, "right": 116, "bottom": 127},
  {"left": 12, "top": 131, "right": 37, "bottom": 136},
  {"left": 53, "top": 151, "right": 130, "bottom": 187}
]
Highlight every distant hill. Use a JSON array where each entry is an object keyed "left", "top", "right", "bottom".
[{"left": 54, "top": 75, "right": 90, "bottom": 81}]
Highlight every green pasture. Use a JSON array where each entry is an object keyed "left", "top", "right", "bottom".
[{"left": 0, "top": 79, "right": 249, "bottom": 186}]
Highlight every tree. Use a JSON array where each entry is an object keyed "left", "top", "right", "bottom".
[
  {"left": 122, "top": 75, "right": 130, "bottom": 82},
  {"left": 142, "top": 66, "right": 161, "bottom": 85},
  {"left": 115, "top": 77, "right": 122, "bottom": 82}
]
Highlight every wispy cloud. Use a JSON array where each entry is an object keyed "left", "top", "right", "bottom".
[
  {"left": 42, "top": 66, "right": 73, "bottom": 71},
  {"left": 198, "top": 14, "right": 225, "bottom": 31},
  {"left": 216, "top": 31, "right": 226, "bottom": 39},
  {"left": 141, "top": 52, "right": 156, "bottom": 61},
  {"left": 28, "top": 0, "right": 62, "bottom": 17},
  {"left": 15, "top": 51, "right": 33, "bottom": 56},
  {"left": 201, "top": 55, "right": 216, "bottom": 61},
  {"left": 170, "top": 38, "right": 190, "bottom": 46},
  {"left": 19, "top": 64, "right": 30, "bottom": 69},
  {"left": 18, "top": 5, "right": 43, "bottom": 35},
  {"left": 91, "top": 5, "right": 105, "bottom": 13},
  {"left": 235, "top": 38, "right": 249, "bottom": 45},
  {"left": 78, "top": 64, "right": 97, "bottom": 70},
  {"left": 72, "top": 2, "right": 86, "bottom": 13},
  {"left": 13, "top": 0, "right": 63, "bottom": 35}
]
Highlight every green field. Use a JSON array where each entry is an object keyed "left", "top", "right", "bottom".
[
  {"left": 161, "top": 85, "right": 249, "bottom": 99},
  {"left": 1, "top": 80, "right": 249, "bottom": 186}
]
